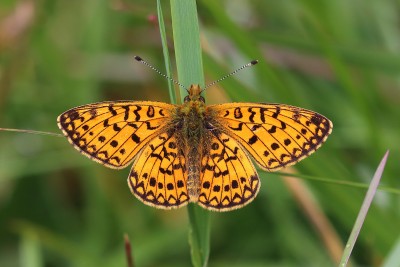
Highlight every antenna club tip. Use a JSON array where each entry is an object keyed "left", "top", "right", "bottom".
[
  {"left": 251, "top": 60, "right": 259, "bottom": 65},
  {"left": 134, "top": 56, "right": 143, "bottom": 62}
]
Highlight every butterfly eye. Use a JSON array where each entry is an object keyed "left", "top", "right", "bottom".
[
  {"left": 199, "top": 96, "right": 205, "bottom": 103},
  {"left": 184, "top": 96, "right": 190, "bottom": 103}
]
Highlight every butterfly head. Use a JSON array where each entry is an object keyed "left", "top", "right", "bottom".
[{"left": 184, "top": 84, "right": 205, "bottom": 103}]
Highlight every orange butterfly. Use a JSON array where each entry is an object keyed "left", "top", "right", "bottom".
[{"left": 58, "top": 59, "right": 332, "bottom": 211}]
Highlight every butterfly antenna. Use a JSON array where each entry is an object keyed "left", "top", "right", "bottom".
[
  {"left": 204, "top": 60, "right": 258, "bottom": 90},
  {"left": 134, "top": 56, "right": 187, "bottom": 92}
]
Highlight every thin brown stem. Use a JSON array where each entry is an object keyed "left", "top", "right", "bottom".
[{"left": 124, "top": 234, "right": 134, "bottom": 267}]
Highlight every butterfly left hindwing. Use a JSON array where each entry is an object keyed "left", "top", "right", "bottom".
[{"left": 128, "top": 130, "right": 189, "bottom": 209}]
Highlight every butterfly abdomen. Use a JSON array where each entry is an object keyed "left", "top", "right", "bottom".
[{"left": 181, "top": 101, "right": 207, "bottom": 202}]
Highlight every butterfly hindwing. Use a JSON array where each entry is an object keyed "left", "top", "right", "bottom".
[
  {"left": 128, "top": 130, "right": 189, "bottom": 209},
  {"left": 198, "top": 129, "right": 260, "bottom": 211},
  {"left": 57, "top": 101, "right": 175, "bottom": 169},
  {"left": 208, "top": 103, "right": 333, "bottom": 171}
]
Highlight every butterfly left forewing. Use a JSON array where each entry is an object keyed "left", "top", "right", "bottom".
[
  {"left": 57, "top": 101, "right": 175, "bottom": 169},
  {"left": 208, "top": 103, "right": 332, "bottom": 172}
]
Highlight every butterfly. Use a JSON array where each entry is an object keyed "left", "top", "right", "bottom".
[{"left": 57, "top": 62, "right": 332, "bottom": 212}]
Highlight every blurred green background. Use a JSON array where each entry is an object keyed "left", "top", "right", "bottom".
[{"left": 1, "top": 0, "right": 400, "bottom": 266}]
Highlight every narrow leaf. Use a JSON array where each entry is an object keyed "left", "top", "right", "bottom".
[{"left": 339, "top": 150, "right": 389, "bottom": 266}]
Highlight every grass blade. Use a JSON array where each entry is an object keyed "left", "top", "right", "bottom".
[
  {"left": 19, "top": 231, "right": 43, "bottom": 267},
  {"left": 382, "top": 236, "right": 400, "bottom": 267},
  {"left": 157, "top": 0, "right": 176, "bottom": 104},
  {"left": 339, "top": 150, "right": 389, "bottom": 266},
  {"left": 170, "top": 1, "right": 210, "bottom": 267}
]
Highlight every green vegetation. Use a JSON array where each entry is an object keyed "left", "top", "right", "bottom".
[{"left": 1, "top": 1, "right": 399, "bottom": 266}]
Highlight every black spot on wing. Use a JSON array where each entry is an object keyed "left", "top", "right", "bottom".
[
  {"left": 260, "top": 107, "right": 267, "bottom": 123},
  {"left": 147, "top": 106, "right": 155, "bottom": 118},
  {"left": 108, "top": 105, "right": 117, "bottom": 116},
  {"left": 110, "top": 140, "right": 118, "bottom": 147},
  {"left": 248, "top": 108, "right": 256, "bottom": 123},
  {"left": 228, "top": 122, "right": 243, "bottom": 131},
  {"left": 133, "top": 105, "right": 142, "bottom": 121},
  {"left": 113, "top": 124, "right": 121, "bottom": 131},
  {"left": 234, "top": 108, "right": 243, "bottom": 119},
  {"left": 248, "top": 135, "right": 258, "bottom": 145},
  {"left": 131, "top": 133, "right": 140, "bottom": 143}
]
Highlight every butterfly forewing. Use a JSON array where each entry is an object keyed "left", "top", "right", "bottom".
[
  {"left": 198, "top": 130, "right": 260, "bottom": 211},
  {"left": 208, "top": 103, "right": 333, "bottom": 171},
  {"left": 57, "top": 101, "right": 175, "bottom": 169}
]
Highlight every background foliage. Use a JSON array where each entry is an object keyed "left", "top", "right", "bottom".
[{"left": 1, "top": 0, "right": 399, "bottom": 266}]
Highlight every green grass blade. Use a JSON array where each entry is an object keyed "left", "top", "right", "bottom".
[
  {"left": 339, "top": 151, "right": 389, "bottom": 266},
  {"left": 157, "top": 0, "right": 176, "bottom": 104},
  {"left": 19, "top": 231, "right": 43, "bottom": 267},
  {"left": 382, "top": 236, "right": 400, "bottom": 267},
  {"left": 170, "top": 1, "right": 210, "bottom": 267},
  {"left": 171, "top": 0, "right": 204, "bottom": 89},
  {"left": 187, "top": 205, "right": 211, "bottom": 267},
  {"left": 274, "top": 171, "right": 400, "bottom": 195}
]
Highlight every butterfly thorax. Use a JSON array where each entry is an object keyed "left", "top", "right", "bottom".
[{"left": 176, "top": 84, "right": 208, "bottom": 202}]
